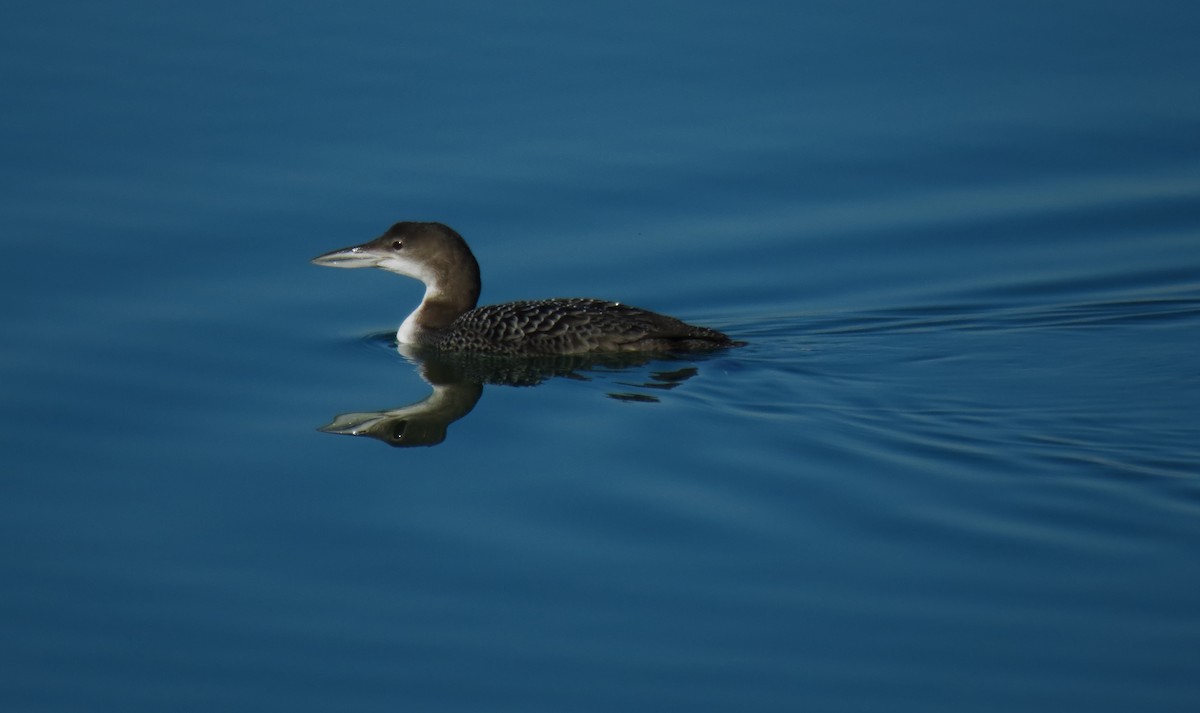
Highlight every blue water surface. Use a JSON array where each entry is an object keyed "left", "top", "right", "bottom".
[{"left": 3, "top": 1, "right": 1200, "bottom": 712}]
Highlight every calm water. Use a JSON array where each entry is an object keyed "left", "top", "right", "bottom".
[{"left": 3, "top": 1, "right": 1200, "bottom": 711}]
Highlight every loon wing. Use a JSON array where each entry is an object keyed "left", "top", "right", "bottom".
[{"left": 444, "top": 298, "right": 733, "bottom": 355}]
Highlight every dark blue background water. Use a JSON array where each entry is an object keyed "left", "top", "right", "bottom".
[{"left": 3, "top": 1, "right": 1200, "bottom": 711}]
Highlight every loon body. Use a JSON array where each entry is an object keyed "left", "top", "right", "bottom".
[{"left": 312, "top": 221, "right": 739, "bottom": 356}]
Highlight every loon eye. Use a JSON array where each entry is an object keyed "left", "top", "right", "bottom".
[{"left": 392, "top": 240, "right": 403, "bottom": 250}]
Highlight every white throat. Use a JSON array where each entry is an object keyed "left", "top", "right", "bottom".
[
  {"left": 396, "top": 312, "right": 422, "bottom": 344},
  {"left": 396, "top": 282, "right": 447, "bottom": 345}
]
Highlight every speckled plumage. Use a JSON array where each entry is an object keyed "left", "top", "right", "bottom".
[{"left": 425, "top": 297, "right": 737, "bottom": 355}]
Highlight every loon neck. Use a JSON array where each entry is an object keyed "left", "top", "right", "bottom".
[{"left": 398, "top": 281, "right": 479, "bottom": 345}]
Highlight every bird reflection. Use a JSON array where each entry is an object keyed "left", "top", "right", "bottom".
[{"left": 319, "top": 346, "right": 709, "bottom": 448}]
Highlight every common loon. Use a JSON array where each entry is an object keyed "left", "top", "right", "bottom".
[{"left": 312, "top": 221, "right": 741, "bottom": 355}]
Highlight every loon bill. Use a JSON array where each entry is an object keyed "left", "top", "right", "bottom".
[{"left": 312, "top": 221, "right": 742, "bottom": 356}]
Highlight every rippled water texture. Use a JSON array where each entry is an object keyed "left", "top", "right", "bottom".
[{"left": 2, "top": 2, "right": 1199, "bottom": 712}]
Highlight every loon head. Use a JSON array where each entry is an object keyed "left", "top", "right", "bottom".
[{"left": 312, "top": 221, "right": 482, "bottom": 309}]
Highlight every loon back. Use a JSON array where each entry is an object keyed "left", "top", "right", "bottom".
[
  {"left": 312, "top": 221, "right": 742, "bottom": 355},
  {"left": 436, "top": 298, "right": 737, "bottom": 355}
]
